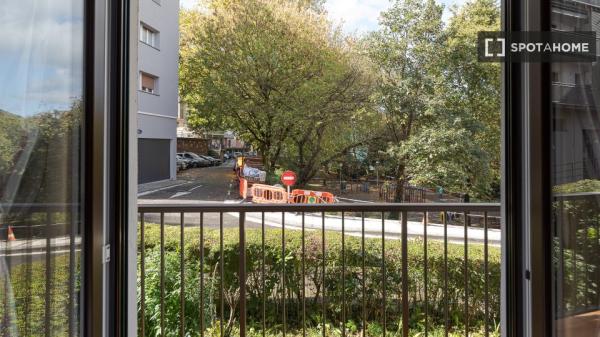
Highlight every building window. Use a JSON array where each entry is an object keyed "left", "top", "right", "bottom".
[
  {"left": 140, "top": 72, "right": 158, "bottom": 94},
  {"left": 140, "top": 24, "right": 159, "bottom": 48}
]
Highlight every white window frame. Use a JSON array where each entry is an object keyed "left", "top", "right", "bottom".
[{"left": 140, "top": 23, "right": 159, "bottom": 49}]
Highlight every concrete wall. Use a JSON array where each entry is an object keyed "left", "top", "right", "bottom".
[{"left": 137, "top": 0, "right": 179, "bottom": 182}]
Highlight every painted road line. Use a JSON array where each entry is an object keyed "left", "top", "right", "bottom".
[
  {"left": 336, "top": 197, "right": 375, "bottom": 203},
  {"left": 189, "top": 184, "right": 204, "bottom": 192},
  {"left": 137, "top": 182, "right": 191, "bottom": 197},
  {"left": 170, "top": 192, "right": 192, "bottom": 199}
]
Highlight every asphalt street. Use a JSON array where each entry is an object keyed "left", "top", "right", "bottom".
[
  {"left": 139, "top": 159, "right": 239, "bottom": 201},
  {"left": 136, "top": 161, "right": 500, "bottom": 245}
]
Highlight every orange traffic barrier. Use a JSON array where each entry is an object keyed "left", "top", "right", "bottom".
[
  {"left": 290, "top": 189, "right": 335, "bottom": 204},
  {"left": 250, "top": 184, "right": 288, "bottom": 204},
  {"left": 7, "top": 226, "right": 16, "bottom": 241},
  {"left": 239, "top": 178, "right": 248, "bottom": 199}
]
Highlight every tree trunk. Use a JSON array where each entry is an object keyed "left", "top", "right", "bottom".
[{"left": 394, "top": 163, "right": 407, "bottom": 203}]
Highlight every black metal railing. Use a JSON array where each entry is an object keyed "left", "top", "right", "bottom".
[
  {"left": 137, "top": 203, "right": 501, "bottom": 337},
  {"left": 553, "top": 193, "right": 600, "bottom": 318},
  {"left": 0, "top": 203, "right": 81, "bottom": 337}
]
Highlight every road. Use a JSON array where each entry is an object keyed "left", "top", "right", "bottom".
[
  {"left": 136, "top": 161, "right": 500, "bottom": 245},
  {"left": 139, "top": 159, "right": 239, "bottom": 201}
]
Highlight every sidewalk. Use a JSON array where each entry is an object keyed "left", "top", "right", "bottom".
[{"left": 0, "top": 236, "right": 81, "bottom": 256}]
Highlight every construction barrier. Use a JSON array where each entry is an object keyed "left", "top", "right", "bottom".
[
  {"left": 290, "top": 189, "right": 335, "bottom": 204},
  {"left": 250, "top": 184, "right": 288, "bottom": 204},
  {"left": 239, "top": 178, "right": 248, "bottom": 199}
]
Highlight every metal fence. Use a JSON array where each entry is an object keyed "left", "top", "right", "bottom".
[
  {"left": 553, "top": 193, "right": 600, "bottom": 318},
  {"left": 137, "top": 203, "right": 501, "bottom": 337},
  {"left": 0, "top": 204, "right": 80, "bottom": 337}
]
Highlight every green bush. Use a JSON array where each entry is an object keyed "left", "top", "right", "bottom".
[
  {"left": 139, "top": 224, "right": 501, "bottom": 337},
  {"left": 1, "top": 254, "right": 80, "bottom": 337}
]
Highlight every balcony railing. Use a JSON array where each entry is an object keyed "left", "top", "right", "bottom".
[{"left": 137, "top": 203, "right": 501, "bottom": 337}]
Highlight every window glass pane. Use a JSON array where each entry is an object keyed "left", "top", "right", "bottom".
[
  {"left": 551, "top": 0, "right": 600, "bottom": 335},
  {"left": 0, "top": 0, "right": 83, "bottom": 335}
]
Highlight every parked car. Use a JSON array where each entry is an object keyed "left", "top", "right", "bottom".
[
  {"left": 199, "top": 155, "right": 221, "bottom": 166},
  {"left": 176, "top": 154, "right": 190, "bottom": 171},
  {"left": 233, "top": 152, "right": 243, "bottom": 158},
  {"left": 207, "top": 149, "right": 220, "bottom": 158},
  {"left": 178, "top": 152, "right": 202, "bottom": 168},
  {"left": 183, "top": 152, "right": 211, "bottom": 167}
]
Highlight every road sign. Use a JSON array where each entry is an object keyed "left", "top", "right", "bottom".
[{"left": 280, "top": 170, "right": 297, "bottom": 187}]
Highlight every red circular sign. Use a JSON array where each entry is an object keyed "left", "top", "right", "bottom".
[{"left": 280, "top": 170, "right": 297, "bottom": 186}]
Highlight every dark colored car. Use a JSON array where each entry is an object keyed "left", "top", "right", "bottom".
[
  {"left": 183, "top": 152, "right": 211, "bottom": 167},
  {"left": 199, "top": 155, "right": 221, "bottom": 166},
  {"left": 178, "top": 152, "right": 201, "bottom": 168},
  {"left": 176, "top": 153, "right": 191, "bottom": 170}
]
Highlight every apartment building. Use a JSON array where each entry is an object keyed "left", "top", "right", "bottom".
[{"left": 137, "top": 0, "right": 179, "bottom": 184}]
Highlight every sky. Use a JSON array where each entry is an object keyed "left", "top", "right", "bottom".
[
  {"left": 0, "top": 0, "right": 467, "bottom": 116},
  {"left": 0, "top": 0, "right": 83, "bottom": 116},
  {"left": 180, "top": 0, "right": 468, "bottom": 34}
]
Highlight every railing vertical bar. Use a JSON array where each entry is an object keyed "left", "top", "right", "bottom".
[
  {"left": 140, "top": 213, "right": 146, "bottom": 337},
  {"left": 401, "top": 211, "right": 409, "bottom": 337},
  {"left": 597, "top": 215, "right": 600, "bottom": 307},
  {"left": 322, "top": 211, "right": 326, "bottom": 337},
  {"left": 464, "top": 212, "right": 469, "bottom": 337},
  {"left": 70, "top": 211, "right": 78, "bottom": 336},
  {"left": 45, "top": 212, "right": 53, "bottom": 337},
  {"left": 382, "top": 212, "right": 386, "bottom": 337},
  {"left": 444, "top": 212, "right": 449, "bottom": 337},
  {"left": 180, "top": 212, "right": 185, "bottom": 337},
  {"left": 342, "top": 211, "right": 346, "bottom": 337},
  {"left": 160, "top": 212, "right": 165, "bottom": 337},
  {"left": 596, "top": 214, "right": 600, "bottom": 307},
  {"left": 362, "top": 212, "right": 366, "bottom": 337},
  {"left": 25, "top": 215, "right": 33, "bottom": 337},
  {"left": 262, "top": 212, "right": 266, "bottom": 337},
  {"left": 484, "top": 212, "right": 489, "bottom": 337},
  {"left": 302, "top": 212, "right": 306, "bottom": 337},
  {"left": 220, "top": 212, "right": 224, "bottom": 337},
  {"left": 282, "top": 212, "right": 286, "bottom": 337},
  {"left": 424, "top": 212, "right": 429, "bottom": 337},
  {"left": 558, "top": 200, "right": 565, "bottom": 316},
  {"left": 572, "top": 211, "right": 577, "bottom": 310},
  {"left": 583, "top": 218, "right": 589, "bottom": 308},
  {"left": 200, "top": 212, "right": 205, "bottom": 337},
  {"left": 1, "top": 218, "right": 7, "bottom": 332},
  {"left": 240, "top": 212, "right": 247, "bottom": 337}
]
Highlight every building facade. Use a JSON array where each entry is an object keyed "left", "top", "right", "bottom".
[{"left": 137, "top": 0, "right": 179, "bottom": 184}]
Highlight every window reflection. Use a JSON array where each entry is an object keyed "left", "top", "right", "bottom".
[
  {"left": 0, "top": 0, "right": 83, "bottom": 336},
  {"left": 551, "top": 0, "right": 600, "bottom": 335}
]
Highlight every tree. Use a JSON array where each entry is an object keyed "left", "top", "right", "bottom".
[
  {"left": 440, "top": 0, "right": 501, "bottom": 198},
  {"left": 365, "top": 0, "right": 445, "bottom": 202},
  {"left": 180, "top": 0, "right": 375, "bottom": 181},
  {"left": 366, "top": 0, "right": 501, "bottom": 200}
]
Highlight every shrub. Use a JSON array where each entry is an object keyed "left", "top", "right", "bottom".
[
  {"left": 1, "top": 254, "right": 80, "bottom": 337},
  {"left": 139, "top": 224, "right": 501, "bottom": 336}
]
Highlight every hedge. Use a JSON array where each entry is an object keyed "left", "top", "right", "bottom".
[
  {"left": 0, "top": 254, "right": 80, "bottom": 337},
  {"left": 139, "top": 224, "right": 501, "bottom": 337}
]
